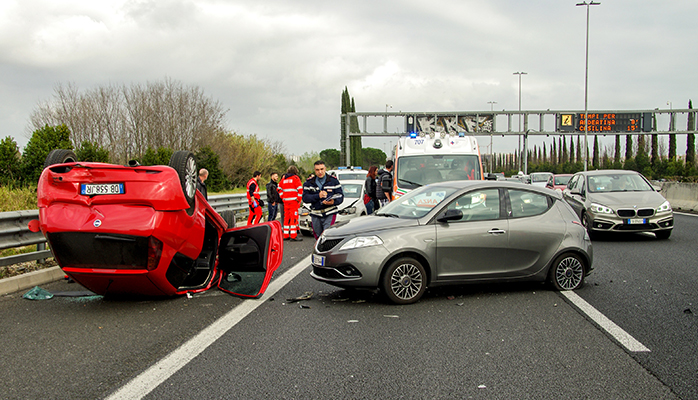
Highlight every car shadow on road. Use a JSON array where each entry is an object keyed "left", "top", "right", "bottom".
[
  {"left": 590, "top": 232, "right": 660, "bottom": 242},
  {"left": 311, "top": 281, "right": 551, "bottom": 306}
]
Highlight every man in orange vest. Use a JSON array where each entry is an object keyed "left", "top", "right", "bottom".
[
  {"left": 278, "top": 165, "right": 303, "bottom": 241},
  {"left": 246, "top": 171, "right": 264, "bottom": 225}
]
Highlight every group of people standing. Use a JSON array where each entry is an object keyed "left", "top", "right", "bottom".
[
  {"left": 238, "top": 159, "right": 395, "bottom": 242},
  {"left": 363, "top": 160, "right": 394, "bottom": 215},
  {"left": 243, "top": 161, "right": 346, "bottom": 242}
]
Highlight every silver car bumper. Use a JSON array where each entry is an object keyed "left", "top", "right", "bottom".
[{"left": 587, "top": 210, "right": 673, "bottom": 233}]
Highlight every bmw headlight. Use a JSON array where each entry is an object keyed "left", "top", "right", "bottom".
[
  {"left": 589, "top": 203, "right": 614, "bottom": 215},
  {"left": 339, "top": 236, "right": 383, "bottom": 250},
  {"left": 656, "top": 200, "right": 672, "bottom": 213}
]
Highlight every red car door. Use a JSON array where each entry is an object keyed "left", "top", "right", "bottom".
[{"left": 216, "top": 220, "right": 284, "bottom": 298}]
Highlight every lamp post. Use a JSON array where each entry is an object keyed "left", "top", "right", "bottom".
[
  {"left": 487, "top": 101, "right": 497, "bottom": 173},
  {"left": 513, "top": 72, "right": 527, "bottom": 172},
  {"left": 577, "top": 1, "right": 600, "bottom": 171}
]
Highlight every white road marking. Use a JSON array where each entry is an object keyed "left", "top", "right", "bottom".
[
  {"left": 561, "top": 290, "right": 650, "bottom": 353},
  {"left": 106, "top": 256, "right": 312, "bottom": 400}
]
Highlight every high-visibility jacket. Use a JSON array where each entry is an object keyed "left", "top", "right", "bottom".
[
  {"left": 278, "top": 173, "right": 303, "bottom": 203},
  {"left": 246, "top": 178, "right": 261, "bottom": 206}
]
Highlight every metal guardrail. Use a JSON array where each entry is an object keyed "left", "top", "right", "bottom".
[{"left": 0, "top": 192, "right": 263, "bottom": 268}]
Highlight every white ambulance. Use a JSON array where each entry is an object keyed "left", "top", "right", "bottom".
[{"left": 391, "top": 132, "right": 484, "bottom": 199}]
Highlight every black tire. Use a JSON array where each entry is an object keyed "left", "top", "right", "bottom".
[
  {"left": 655, "top": 230, "right": 672, "bottom": 240},
  {"left": 168, "top": 151, "right": 197, "bottom": 216},
  {"left": 581, "top": 212, "right": 596, "bottom": 239},
  {"left": 220, "top": 210, "right": 236, "bottom": 228},
  {"left": 381, "top": 257, "right": 427, "bottom": 305},
  {"left": 44, "top": 149, "right": 78, "bottom": 169},
  {"left": 301, "top": 229, "right": 313, "bottom": 237},
  {"left": 548, "top": 252, "right": 585, "bottom": 291}
]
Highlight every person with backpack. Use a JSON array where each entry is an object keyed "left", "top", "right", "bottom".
[{"left": 376, "top": 160, "right": 394, "bottom": 207}]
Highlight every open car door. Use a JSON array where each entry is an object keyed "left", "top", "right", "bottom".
[{"left": 217, "top": 220, "right": 283, "bottom": 298}]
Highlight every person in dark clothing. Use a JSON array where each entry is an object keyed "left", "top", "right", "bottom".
[
  {"left": 376, "top": 160, "right": 394, "bottom": 206},
  {"left": 302, "top": 160, "right": 343, "bottom": 238},
  {"left": 197, "top": 168, "right": 209, "bottom": 200},
  {"left": 364, "top": 166, "right": 378, "bottom": 214},
  {"left": 266, "top": 172, "right": 281, "bottom": 221}
]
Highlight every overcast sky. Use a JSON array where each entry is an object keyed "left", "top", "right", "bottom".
[{"left": 1, "top": 0, "right": 696, "bottom": 159}]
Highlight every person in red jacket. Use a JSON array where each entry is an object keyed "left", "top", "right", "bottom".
[
  {"left": 278, "top": 165, "right": 303, "bottom": 241},
  {"left": 246, "top": 171, "right": 264, "bottom": 225}
]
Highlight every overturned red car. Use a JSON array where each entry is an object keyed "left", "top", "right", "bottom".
[{"left": 29, "top": 149, "right": 283, "bottom": 298}]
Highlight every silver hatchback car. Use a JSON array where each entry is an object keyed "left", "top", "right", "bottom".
[
  {"left": 310, "top": 181, "right": 593, "bottom": 304},
  {"left": 562, "top": 170, "right": 673, "bottom": 239}
]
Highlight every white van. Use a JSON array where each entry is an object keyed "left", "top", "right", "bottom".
[{"left": 391, "top": 132, "right": 484, "bottom": 198}]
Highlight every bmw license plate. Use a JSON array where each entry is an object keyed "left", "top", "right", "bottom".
[
  {"left": 312, "top": 254, "right": 325, "bottom": 266},
  {"left": 627, "top": 218, "right": 646, "bottom": 224},
  {"left": 81, "top": 183, "right": 125, "bottom": 195}
]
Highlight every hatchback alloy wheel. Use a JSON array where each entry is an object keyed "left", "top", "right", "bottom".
[
  {"left": 550, "top": 253, "right": 585, "bottom": 290},
  {"left": 382, "top": 257, "right": 426, "bottom": 304}
]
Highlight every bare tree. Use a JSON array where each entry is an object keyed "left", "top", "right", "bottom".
[{"left": 29, "top": 78, "right": 228, "bottom": 164}]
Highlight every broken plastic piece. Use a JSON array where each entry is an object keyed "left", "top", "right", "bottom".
[
  {"left": 287, "top": 291, "right": 313, "bottom": 303},
  {"left": 23, "top": 286, "right": 54, "bottom": 300}
]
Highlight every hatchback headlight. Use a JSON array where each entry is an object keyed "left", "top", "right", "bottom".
[
  {"left": 339, "top": 236, "right": 383, "bottom": 250},
  {"left": 589, "top": 203, "right": 614, "bottom": 215},
  {"left": 656, "top": 200, "right": 671, "bottom": 213}
]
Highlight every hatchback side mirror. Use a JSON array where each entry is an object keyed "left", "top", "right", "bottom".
[{"left": 437, "top": 209, "right": 463, "bottom": 223}]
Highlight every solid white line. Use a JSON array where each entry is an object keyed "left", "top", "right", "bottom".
[
  {"left": 105, "top": 255, "right": 312, "bottom": 400},
  {"left": 674, "top": 211, "right": 698, "bottom": 217},
  {"left": 561, "top": 291, "right": 650, "bottom": 353}
]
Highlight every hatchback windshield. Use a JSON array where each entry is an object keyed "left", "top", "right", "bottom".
[
  {"left": 375, "top": 185, "right": 459, "bottom": 219},
  {"left": 587, "top": 173, "right": 653, "bottom": 193}
]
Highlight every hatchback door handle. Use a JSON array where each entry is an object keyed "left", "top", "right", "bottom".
[{"left": 488, "top": 229, "right": 506, "bottom": 235}]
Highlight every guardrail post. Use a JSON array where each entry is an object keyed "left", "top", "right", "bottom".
[{"left": 37, "top": 242, "right": 46, "bottom": 264}]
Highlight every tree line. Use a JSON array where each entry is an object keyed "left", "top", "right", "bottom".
[
  {"left": 0, "top": 80, "right": 388, "bottom": 191},
  {"left": 491, "top": 130, "right": 697, "bottom": 181}
]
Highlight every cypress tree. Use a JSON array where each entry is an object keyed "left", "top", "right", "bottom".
[
  {"left": 576, "top": 135, "right": 582, "bottom": 163},
  {"left": 687, "top": 100, "right": 695, "bottom": 166},
  {"left": 562, "top": 137, "right": 568, "bottom": 164},
  {"left": 542, "top": 144, "right": 547, "bottom": 164},
  {"left": 569, "top": 136, "right": 575, "bottom": 164},
  {"left": 614, "top": 135, "right": 622, "bottom": 168},
  {"left": 340, "top": 88, "right": 349, "bottom": 163},
  {"left": 625, "top": 135, "right": 633, "bottom": 160},
  {"left": 651, "top": 134, "right": 659, "bottom": 166},
  {"left": 593, "top": 135, "right": 600, "bottom": 169},
  {"left": 349, "top": 97, "right": 362, "bottom": 166}
]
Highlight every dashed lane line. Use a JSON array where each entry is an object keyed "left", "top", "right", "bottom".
[{"left": 561, "top": 290, "right": 650, "bottom": 353}]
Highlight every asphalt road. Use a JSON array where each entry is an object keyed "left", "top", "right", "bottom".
[{"left": 1, "top": 216, "right": 695, "bottom": 399}]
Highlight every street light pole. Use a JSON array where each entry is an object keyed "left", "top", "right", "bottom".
[
  {"left": 487, "top": 101, "right": 497, "bottom": 173},
  {"left": 513, "top": 72, "right": 527, "bottom": 172},
  {"left": 577, "top": 1, "right": 600, "bottom": 171}
]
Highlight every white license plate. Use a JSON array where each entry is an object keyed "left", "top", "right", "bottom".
[
  {"left": 312, "top": 254, "right": 325, "bottom": 266},
  {"left": 81, "top": 183, "right": 125, "bottom": 195},
  {"left": 627, "top": 218, "right": 646, "bottom": 224}
]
